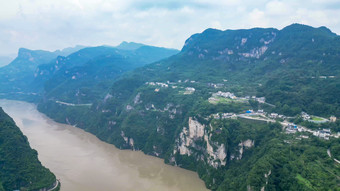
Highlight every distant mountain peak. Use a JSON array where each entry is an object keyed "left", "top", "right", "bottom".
[
  {"left": 282, "top": 23, "right": 337, "bottom": 37},
  {"left": 17, "top": 48, "right": 50, "bottom": 59},
  {"left": 116, "top": 41, "right": 146, "bottom": 50},
  {"left": 55, "top": 45, "right": 87, "bottom": 57},
  {"left": 283, "top": 23, "right": 313, "bottom": 30},
  {"left": 202, "top": 28, "right": 222, "bottom": 34},
  {"left": 18, "top": 48, "right": 32, "bottom": 55},
  {"left": 182, "top": 23, "right": 338, "bottom": 54}
]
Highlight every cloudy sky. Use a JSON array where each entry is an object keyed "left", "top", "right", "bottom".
[{"left": 0, "top": 0, "right": 340, "bottom": 57}]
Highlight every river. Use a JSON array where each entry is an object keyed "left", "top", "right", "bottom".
[{"left": 0, "top": 100, "right": 209, "bottom": 191}]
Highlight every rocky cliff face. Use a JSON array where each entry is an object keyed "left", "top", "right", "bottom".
[
  {"left": 237, "top": 139, "right": 255, "bottom": 160},
  {"left": 34, "top": 24, "right": 340, "bottom": 191},
  {"left": 170, "top": 116, "right": 258, "bottom": 169},
  {"left": 182, "top": 27, "right": 278, "bottom": 63},
  {"left": 121, "top": 131, "right": 135, "bottom": 149},
  {"left": 172, "top": 117, "right": 228, "bottom": 168}
]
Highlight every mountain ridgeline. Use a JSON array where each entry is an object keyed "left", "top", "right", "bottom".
[
  {"left": 0, "top": 107, "right": 58, "bottom": 191},
  {"left": 1, "top": 24, "right": 340, "bottom": 190},
  {"left": 35, "top": 24, "right": 340, "bottom": 190},
  {"left": 0, "top": 43, "right": 178, "bottom": 190},
  {"left": 0, "top": 43, "right": 179, "bottom": 102},
  {"left": 0, "top": 46, "right": 85, "bottom": 101},
  {"left": 36, "top": 44, "right": 179, "bottom": 103}
]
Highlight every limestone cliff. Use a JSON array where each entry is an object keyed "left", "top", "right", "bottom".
[{"left": 173, "top": 117, "right": 227, "bottom": 168}]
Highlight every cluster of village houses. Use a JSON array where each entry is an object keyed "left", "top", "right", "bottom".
[
  {"left": 145, "top": 80, "right": 239, "bottom": 95},
  {"left": 146, "top": 81, "right": 197, "bottom": 93},
  {"left": 146, "top": 81, "right": 172, "bottom": 92},
  {"left": 211, "top": 109, "right": 338, "bottom": 140},
  {"left": 146, "top": 79, "right": 230, "bottom": 91},
  {"left": 212, "top": 109, "right": 286, "bottom": 121},
  {"left": 207, "top": 83, "right": 225, "bottom": 88},
  {"left": 301, "top": 112, "right": 337, "bottom": 123},
  {"left": 211, "top": 91, "right": 266, "bottom": 104},
  {"left": 211, "top": 113, "right": 238, "bottom": 120},
  {"left": 145, "top": 83, "right": 339, "bottom": 140},
  {"left": 285, "top": 124, "right": 336, "bottom": 140}
]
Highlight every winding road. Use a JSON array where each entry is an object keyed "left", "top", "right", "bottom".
[
  {"left": 327, "top": 149, "right": 340, "bottom": 164},
  {"left": 47, "top": 179, "right": 60, "bottom": 191}
]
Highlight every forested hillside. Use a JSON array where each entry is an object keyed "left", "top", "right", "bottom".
[
  {"left": 0, "top": 107, "right": 57, "bottom": 191},
  {"left": 0, "top": 43, "right": 179, "bottom": 103},
  {"left": 0, "top": 46, "right": 84, "bottom": 102},
  {"left": 37, "top": 24, "right": 340, "bottom": 190},
  {"left": 36, "top": 44, "right": 179, "bottom": 103}
]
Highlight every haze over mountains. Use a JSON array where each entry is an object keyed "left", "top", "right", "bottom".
[
  {"left": 0, "top": 56, "right": 14, "bottom": 67},
  {"left": 1, "top": 24, "right": 340, "bottom": 191},
  {"left": 0, "top": 42, "right": 179, "bottom": 102}
]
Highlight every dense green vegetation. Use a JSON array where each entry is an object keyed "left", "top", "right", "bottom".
[
  {"left": 2, "top": 24, "right": 340, "bottom": 190},
  {"left": 0, "top": 181, "right": 4, "bottom": 191},
  {"left": 0, "top": 43, "right": 178, "bottom": 103},
  {"left": 0, "top": 108, "right": 57, "bottom": 191},
  {"left": 36, "top": 24, "right": 340, "bottom": 190},
  {"left": 38, "top": 45, "right": 179, "bottom": 103},
  {"left": 212, "top": 120, "right": 340, "bottom": 191},
  {"left": 0, "top": 47, "right": 85, "bottom": 102}
]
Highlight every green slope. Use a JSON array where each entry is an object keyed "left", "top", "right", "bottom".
[
  {"left": 36, "top": 45, "right": 179, "bottom": 104},
  {"left": 0, "top": 108, "right": 57, "bottom": 191},
  {"left": 0, "top": 47, "right": 84, "bottom": 102},
  {"left": 35, "top": 23, "right": 340, "bottom": 190}
]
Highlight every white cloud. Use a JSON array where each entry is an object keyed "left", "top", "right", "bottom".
[
  {"left": 0, "top": 0, "right": 339, "bottom": 56},
  {"left": 265, "top": 1, "right": 292, "bottom": 16},
  {"left": 248, "top": 9, "right": 267, "bottom": 27},
  {"left": 0, "top": 2, "right": 20, "bottom": 21}
]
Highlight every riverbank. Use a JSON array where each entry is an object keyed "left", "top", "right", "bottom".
[
  {"left": 0, "top": 100, "right": 209, "bottom": 191},
  {"left": 0, "top": 105, "right": 58, "bottom": 191}
]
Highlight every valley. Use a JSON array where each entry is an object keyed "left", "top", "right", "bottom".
[
  {"left": 1, "top": 24, "right": 340, "bottom": 191},
  {"left": 0, "top": 100, "right": 208, "bottom": 191}
]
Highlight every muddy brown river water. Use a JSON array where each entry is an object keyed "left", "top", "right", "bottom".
[{"left": 0, "top": 100, "right": 209, "bottom": 191}]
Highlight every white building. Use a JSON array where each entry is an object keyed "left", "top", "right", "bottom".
[
  {"left": 256, "top": 97, "right": 266, "bottom": 103},
  {"left": 330, "top": 116, "right": 337, "bottom": 122},
  {"left": 213, "top": 91, "right": 236, "bottom": 99},
  {"left": 185, "top": 87, "right": 195, "bottom": 92},
  {"left": 270, "top": 113, "right": 278, "bottom": 118},
  {"left": 301, "top": 112, "right": 310, "bottom": 120},
  {"left": 221, "top": 113, "right": 237, "bottom": 119}
]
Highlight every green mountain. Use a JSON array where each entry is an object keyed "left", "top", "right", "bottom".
[
  {"left": 37, "top": 24, "right": 340, "bottom": 190},
  {"left": 53, "top": 45, "right": 86, "bottom": 57},
  {"left": 36, "top": 45, "right": 179, "bottom": 103},
  {"left": 0, "top": 107, "right": 57, "bottom": 191},
  {"left": 115, "top": 41, "right": 145, "bottom": 50},
  {"left": 0, "top": 47, "right": 84, "bottom": 101},
  {"left": 0, "top": 44, "right": 178, "bottom": 103},
  {"left": 0, "top": 48, "right": 57, "bottom": 90}
]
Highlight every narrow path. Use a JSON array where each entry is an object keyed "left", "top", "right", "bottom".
[
  {"left": 238, "top": 114, "right": 275, "bottom": 123},
  {"left": 47, "top": 179, "right": 60, "bottom": 191},
  {"left": 55, "top": 100, "right": 92, "bottom": 107},
  {"left": 334, "top": 158, "right": 340, "bottom": 164},
  {"left": 327, "top": 149, "right": 340, "bottom": 164},
  {"left": 327, "top": 149, "right": 332, "bottom": 158}
]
